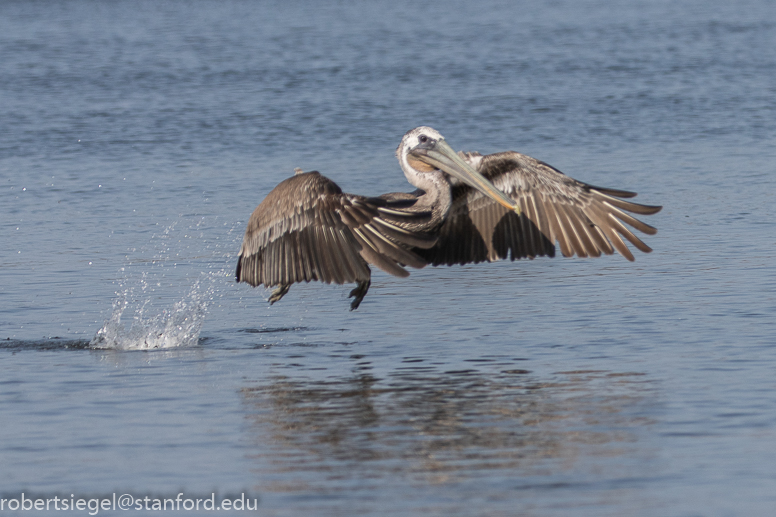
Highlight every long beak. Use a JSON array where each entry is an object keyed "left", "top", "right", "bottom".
[{"left": 409, "top": 139, "right": 520, "bottom": 213}]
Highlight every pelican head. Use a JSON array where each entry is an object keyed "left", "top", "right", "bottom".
[{"left": 397, "top": 126, "right": 519, "bottom": 212}]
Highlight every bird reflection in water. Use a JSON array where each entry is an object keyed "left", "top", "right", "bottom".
[{"left": 240, "top": 363, "right": 654, "bottom": 493}]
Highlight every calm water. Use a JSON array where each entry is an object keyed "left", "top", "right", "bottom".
[{"left": 2, "top": 0, "right": 775, "bottom": 515}]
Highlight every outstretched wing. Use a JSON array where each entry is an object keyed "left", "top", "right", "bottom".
[
  {"left": 416, "top": 151, "right": 662, "bottom": 266},
  {"left": 236, "top": 171, "right": 434, "bottom": 288}
]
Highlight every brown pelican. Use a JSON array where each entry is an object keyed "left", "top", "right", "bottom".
[{"left": 236, "top": 126, "right": 661, "bottom": 309}]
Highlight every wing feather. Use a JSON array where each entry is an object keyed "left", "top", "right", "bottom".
[
  {"left": 547, "top": 201, "right": 574, "bottom": 257},
  {"left": 236, "top": 171, "right": 430, "bottom": 289},
  {"left": 601, "top": 201, "right": 658, "bottom": 235},
  {"left": 416, "top": 151, "right": 660, "bottom": 265},
  {"left": 352, "top": 229, "right": 410, "bottom": 278}
]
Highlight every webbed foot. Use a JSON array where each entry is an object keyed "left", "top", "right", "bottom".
[
  {"left": 269, "top": 284, "right": 291, "bottom": 305},
  {"left": 348, "top": 280, "right": 371, "bottom": 311}
]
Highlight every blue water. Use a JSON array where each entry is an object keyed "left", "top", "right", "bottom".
[{"left": 2, "top": 0, "right": 775, "bottom": 515}]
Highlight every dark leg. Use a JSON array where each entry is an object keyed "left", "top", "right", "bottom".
[
  {"left": 269, "top": 284, "right": 291, "bottom": 305},
  {"left": 348, "top": 279, "right": 371, "bottom": 311}
]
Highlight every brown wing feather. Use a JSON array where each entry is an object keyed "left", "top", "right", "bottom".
[
  {"left": 416, "top": 151, "right": 661, "bottom": 265},
  {"left": 236, "top": 171, "right": 429, "bottom": 288}
]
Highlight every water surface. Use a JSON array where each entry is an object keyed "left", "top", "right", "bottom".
[{"left": 1, "top": 1, "right": 775, "bottom": 515}]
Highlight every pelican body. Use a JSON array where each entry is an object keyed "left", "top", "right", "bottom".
[{"left": 236, "top": 127, "right": 661, "bottom": 309}]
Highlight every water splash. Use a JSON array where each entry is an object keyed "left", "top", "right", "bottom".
[
  {"left": 90, "top": 218, "right": 236, "bottom": 350},
  {"left": 90, "top": 277, "right": 212, "bottom": 350}
]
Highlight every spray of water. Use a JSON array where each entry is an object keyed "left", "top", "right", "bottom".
[
  {"left": 90, "top": 218, "right": 237, "bottom": 350},
  {"left": 90, "top": 276, "right": 213, "bottom": 350}
]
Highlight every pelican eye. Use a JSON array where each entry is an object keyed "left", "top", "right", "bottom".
[{"left": 418, "top": 135, "right": 429, "bottom": 144}]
